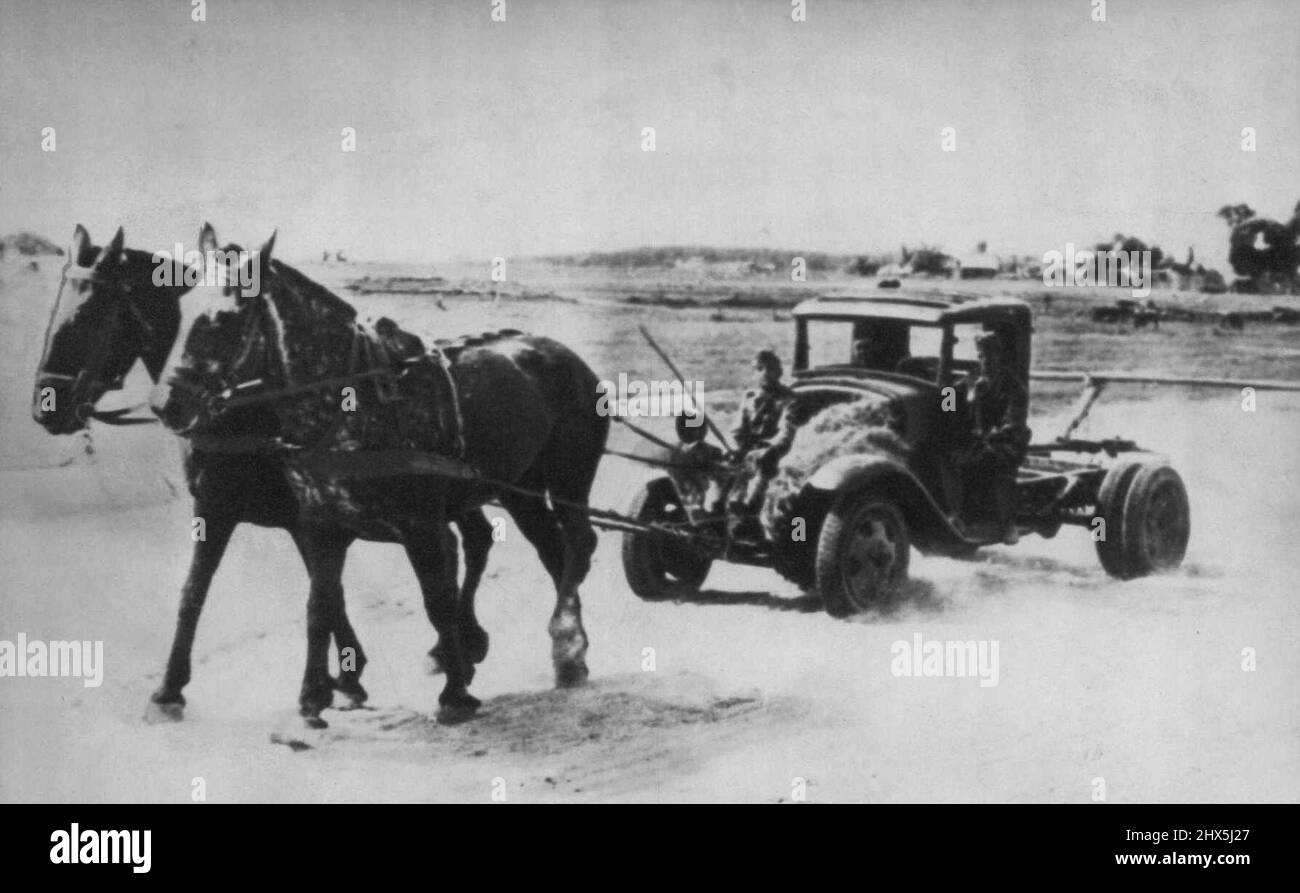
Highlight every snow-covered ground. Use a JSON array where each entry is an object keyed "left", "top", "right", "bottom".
[{"left": 2, "top": 258, "right": 1296, "bottom": 802}]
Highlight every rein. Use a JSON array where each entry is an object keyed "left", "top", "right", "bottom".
[
  {"left": 173, "top": 293, "right": 405, "bottom": 420},
  {"left": 170, "top": 290, "right": 427, "bottom": 457},
  {"left": 168, "top": 276, "right": 471, "bottom": 472}
]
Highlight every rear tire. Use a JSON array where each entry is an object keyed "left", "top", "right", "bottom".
[
  {"left": 622, "top": 479, "right": 712, "bottom": 601},
  {"left": 1094, "top": 461, "right": 1142, "bottom": 577},
  {"left": 816, "top": 490, "right": 911, "bottom": 617},
  {"left": 1096, "top": 462, "right": 1189, "bottom": 579},
  {"left": 1120, "top": 464, "right": 1190, "bottom": 577}
]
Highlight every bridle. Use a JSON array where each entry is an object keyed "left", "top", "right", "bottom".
[
  {"left": 166, "top": 284, "right": 402, "bottom": 443},
  {"left": 158, "top": 267, "right": 473, "bottom": 469},
  {"left": 37, "top": 261, "right": 158, "bottom": 426}
]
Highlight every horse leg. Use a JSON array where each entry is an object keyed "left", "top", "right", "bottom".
[
  {"left": 425, "top": 521, "right": 460, "bottom": 675},
  {"left": 405, "top": 523, "right": 480, "bottom": 724},
  {"left": 296, "top": 527, "right": 352, "bottom": 729},
  {"left": 429, "top": 509, "right": 494, "bottom": 672},
  {"left": 456, "top": 509, "right": 493, "bottom": 664},
  {"left": 146, "top": 510, "right": 237, "bottom": 722},
  {"left": 498, "top": 489, "right": 589, "bottom": 687},
  {"left": 292, "top": 530, "right": 368, "bottom": 709},
  {"left": 548, "top": 497, "right": 597, "bottom": 688},
  {"left": 537, "top": 425, "right": 604, "bottom": 689}
]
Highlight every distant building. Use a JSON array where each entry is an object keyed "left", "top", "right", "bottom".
[{"left": 954, "top": 243, "right": 999, "bottom": 280}]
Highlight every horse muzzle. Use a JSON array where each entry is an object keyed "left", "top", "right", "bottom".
[
  {"left": 149, "top": 379, "right": 205, "bottom": 434},
  {"left": 31, "top": 379, "right": 89, "bottom": 435}
]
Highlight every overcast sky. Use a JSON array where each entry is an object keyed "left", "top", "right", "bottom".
[{"left": 1, "top": 0, "right": 1296, "bottom": 267}]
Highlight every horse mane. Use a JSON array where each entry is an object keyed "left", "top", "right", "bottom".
[{"left": 265, "top": 259, "right": 358, "bottom": 324}]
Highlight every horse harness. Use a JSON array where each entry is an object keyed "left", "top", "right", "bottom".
[{"left": 181, "top": 302, "right": 526, "bottom": 481}]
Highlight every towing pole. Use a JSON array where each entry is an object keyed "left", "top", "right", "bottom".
[{"left": 638, "top": 325, "right": 735, "bottom": 454}]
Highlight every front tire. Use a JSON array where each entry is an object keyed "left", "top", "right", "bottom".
[
  {"left": 816, "top": 490, "right": 911, "bottom": 617},
  {"left": 622, "top": 479, "right": 713, "bottom": 601}
]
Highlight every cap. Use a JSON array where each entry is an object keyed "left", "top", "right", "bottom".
[
  {"left": 676, "top": 412, "right": 706, "bottom": 443},
  {"left": 754, "top": 349, "right": 782, "bottom": 371}
]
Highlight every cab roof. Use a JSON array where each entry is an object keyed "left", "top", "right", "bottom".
[{"left": 792, "top": 290, "right": 1032, "bottom": 326}]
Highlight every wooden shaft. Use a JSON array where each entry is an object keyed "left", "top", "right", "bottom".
[{"left": 639, "top": 325, "right": 735, "bottom": 453}]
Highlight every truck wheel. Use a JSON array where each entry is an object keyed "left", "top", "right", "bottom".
[
  {"left": 622, "top": 478, "right": 712, "bottom": 601},
  {"left": 816, "top": 490, "right": 910, "bottom": 617},
  {"left": 1119, "top": 464, "right": 1190, "bottom": 577},
  {"left": 1094, "top": 461, "right": 1142, "bottom": 578},
  {"left": 1096, "top": 462, "right": 1189, "bottom": 579}
]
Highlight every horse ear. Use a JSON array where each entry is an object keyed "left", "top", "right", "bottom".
[
  {"left": 260, "top": 230, "right": 277, "bottom": 263},
  {"left": 71, "top": 224, "right": 92, "bottom": 266},
  {"left": 96, "top": 227, "right": 125, "bottom": 267},
  {"left": 199, "top": 222, "right": 218, "bottom": 253}
]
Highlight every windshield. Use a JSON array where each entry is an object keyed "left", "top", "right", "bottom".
[
  {"left": 801, "top": 318, "right": 986, "bottom": 382},
  {"left": 804, "top": 319, "right": 984, "bottom": 368}
]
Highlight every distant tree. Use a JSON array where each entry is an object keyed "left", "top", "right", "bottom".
[
  {"left": 1094, "top": 233, "right": 1165, "bottom": 270},
  {"left": 849, "top": 256, "right": 880, "bottom": 277},
  {"left": 1216, "top": 204, "right": 1256, "bottom": 229},
  {"left": 2, "top": 231, "right": 64, "bottom": 256},
  {"left": 908, "top": 245, "right": 950, "bottom": 276},
  {"left": 1220, "top": 200, "right": 1300, "bottom": 284}
]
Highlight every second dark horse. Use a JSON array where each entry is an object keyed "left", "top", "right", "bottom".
[{"left": 150, "top": 231, "right": 609, "bottom": 723}]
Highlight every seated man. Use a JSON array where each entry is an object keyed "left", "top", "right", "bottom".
[
  {"left": 670, "top": 411, "right": 726, "bottom": 514},
  {"left": 955, "top": 330, "right": 1031, "bottom": 544},
  {"left": 851, "top": 336, "right": 888, "bottom": 369},
  {"left": 728, "top": 349, "right": 798, "bottom": 520},
  {"left": 851, "top": 322, "right": 908, "bottom": 370}
]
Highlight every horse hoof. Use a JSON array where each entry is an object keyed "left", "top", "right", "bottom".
[
  {"left": 301, "top": 714, "right": 329, "bottom": 730},
  {"left": 436, "top": 695, "right": 481, "bottom": 726},
  {"left": 554, "top": 661, "right": 589, "bottom": 689},
  {"left": 143, "top": 700, "right": 184, "bottom": 724},
  {"left": 337, "top": 695, "right": 367, "bottom": 711},
  {"left": 333, "top": 678, "right": 369, "bottom": 709}
]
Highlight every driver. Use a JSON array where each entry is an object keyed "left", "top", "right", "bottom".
[
  {"left": 852, "top": 337, "right": 890, "bottom": 369},
  {"left": 851, "top": 322, "right": 909, "bottom": 371},
  {"left": 960, "top": 330, "right": 1031, "bottom": 544}
]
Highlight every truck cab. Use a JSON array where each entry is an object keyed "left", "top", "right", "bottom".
[{"left": 788, "top": 290, "right": 1034, "bottom": 515}]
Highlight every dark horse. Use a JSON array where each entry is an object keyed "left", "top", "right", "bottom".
[
  {"left": 150, "top": 232, "right": 609, "bottom": 723},
  {"left": 33, "top": 224, "right": 497, "bottom": 724}
]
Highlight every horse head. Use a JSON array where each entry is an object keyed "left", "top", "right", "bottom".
[
  {"left": 32, "top": 224, "right": 183, "bottom": 434},
  {"left": 151, "top": 228, "right": 357, "bottom": 442}
]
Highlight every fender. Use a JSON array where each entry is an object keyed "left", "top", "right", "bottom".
[{"left": 804, "top": 454, "right": 978, "bottom": 554}]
